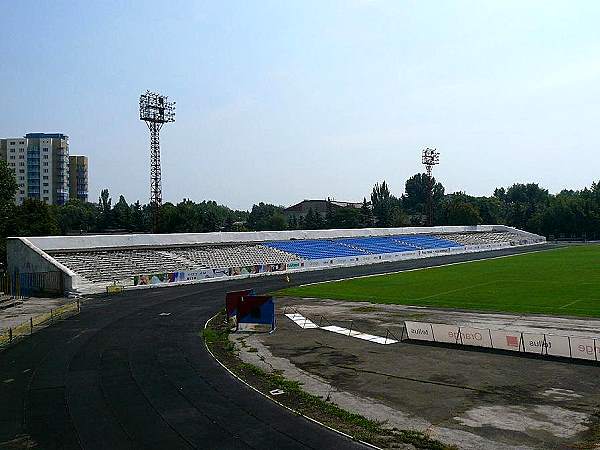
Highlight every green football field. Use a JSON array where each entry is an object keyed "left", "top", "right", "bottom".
[{"left": 280, "top": 245, "right": 600, "bottom": 317}]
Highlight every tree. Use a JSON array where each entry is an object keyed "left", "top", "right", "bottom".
[
  {"left": 0, "top": 160, "right": 18, "bottom": 266},
  {"left": 330, "top": 207, "right": 361, "bottom": 228},
  {"left": 15, "top": 199, "right": 59, "bottom": 236},
  {"left": 445, "top": 199, "right": 482, "bottom": 225},
  {"left": 98, "top": 188, "right": 113, "bottom": 230},
  {"left": 113, "top": 195, "right": 132, "bottom": 230},
  {"left": 269, "top": 212, "right": 288, "bottom": 231},
  {"left": 502, "top": 183, "right": 549, "bottom": 231},
  {"left": 371, "top": 181, "right": 395, "bottom": 227},
  {"left": 325, "top": 201, "right": 334, "bottom": 228},
  {"left": 247, "top": 203, "right": 286, "bottom": 231},
  {"left": 130, "top": 201, "right": 149, "bottom": 232},
  {"left": 304, "top": 207, "right": 317, "bottom": 229},
  {"left": 287, "top": 215, "right": 298, "bottom": 230},
  {"left": 402, "top": 173, "right": 444, "bottom": 222},
  {"left": 223, "top": 215, "right": 235, "bottom": 232},
  {"left": 359, "top": 198, "right": 374, "bottom": 227},
  {"left": 56, "top": 199, "right": 99, "bottom": 234}
]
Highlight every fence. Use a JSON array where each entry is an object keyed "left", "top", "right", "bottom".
[
  {"left": 0, "top": 271, "right": 64, "bottom": 299},
  {"left": 0, "top": 300, "right": 80, "bottom": 349},
  {"left": 282, "top": 308, "right": 600, "bottom": 364}
]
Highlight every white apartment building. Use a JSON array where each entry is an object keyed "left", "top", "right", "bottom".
[{"left": 0, "top": 133, "right": 70, "bottom": 205}]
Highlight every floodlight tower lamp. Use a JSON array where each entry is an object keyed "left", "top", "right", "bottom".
[
  {"left": 139, "top": 90, "right": 176, "bottom": 233},
  {"left": 421, "top": 147, "right": 440, "bottom": 227}
]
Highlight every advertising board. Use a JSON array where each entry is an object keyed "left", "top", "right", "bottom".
[
  {"left": 489, "top": 330, "right": 522, "bottom": 351},
  {"left": 430, "top": 323, "right": 461, "bottom": 344},
  {"left": 459, "top": 326, "right": 492, "bottom": 348},
  {"left": 404, "top": 321, "right": 434, "bottom": 341}
]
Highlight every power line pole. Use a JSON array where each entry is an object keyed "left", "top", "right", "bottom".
[
  {"left": 421, "top": 148, "right": 440, "bottom": 227},
  {"left": 139, "top": 91, "right": 176, "bottom": 233}
]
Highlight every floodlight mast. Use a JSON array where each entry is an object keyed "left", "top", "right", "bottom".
[
  {"left": 421, "top": 148, "right": 440, "bottom": 227},
  {"left": 139, "top": 91, "right": 175, "bottom": 233}
]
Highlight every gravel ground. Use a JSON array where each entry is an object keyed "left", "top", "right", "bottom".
[{"left": 236, "top": 297, "right": 600, "bottom": 450}]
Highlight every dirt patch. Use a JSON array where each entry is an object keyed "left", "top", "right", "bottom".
[
  {"left": 252, "top": 298, "right": 600, "bottom": 449},
  {"left": 204, "top": 311, "right": 456, "bottom": 450}
]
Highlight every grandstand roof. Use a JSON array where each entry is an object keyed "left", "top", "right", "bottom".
[{"left": 14, "top": 225, "right": 511, "bottom": 252}]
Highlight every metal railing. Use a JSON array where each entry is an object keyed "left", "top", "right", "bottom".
[
  {"left": 0, "top": 300, "right": 81, "bottom": 349},
  {"left": 0, "top": 271, "right": 64, "bottom": 299}
]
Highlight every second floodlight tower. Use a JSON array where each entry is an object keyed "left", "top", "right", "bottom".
[
  {"left": 421, "top": 147, "right": 440, "bottom": 227},
  {"left": 139, "top": 91, "right": 176, "bottom": 233}
]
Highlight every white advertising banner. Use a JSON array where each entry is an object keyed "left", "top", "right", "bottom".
[
  {"left": 570, "top": 337, "right": 597, "bottom": 361},
  {"left": 404, "top": 321, "right": 434, "bottom": 341},
  {"left": 522, "top": 333, "right": 547, "bottom": 355},
  {"left": 430, "top": 323, "right": 461, "bottom": 344},
  {"left": 459, "top": 327, "right": 492, "bottom": 348},
  {"left": 489, "top": 330, "right": 522, "bottom": 351},
  {"left": 544, "top": 334, "right": 572, "bottom": 358}
]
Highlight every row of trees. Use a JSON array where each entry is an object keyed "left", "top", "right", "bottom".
[
  {"left": 245, "top": 174, "right": 600, "bottom": 241},
  {"left": 0, "top": 159, "right": 598, "bottom": 265}
]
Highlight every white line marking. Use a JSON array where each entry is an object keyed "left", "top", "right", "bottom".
[
  {"left": 320, "top": 325, "right": 398, "bottom": 344},
  {"left": 284, "top": 313, "right": 319, "bottom": 329},
  {"left": 409, "top": 281, "right": 498, "bottom": 302},
  {"left": 559, "top": 299, "right": 582, "bottom": 309}
]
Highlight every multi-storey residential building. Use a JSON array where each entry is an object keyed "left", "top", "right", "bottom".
[
  {"left": 69, "top": 155, "right": 88, "bottom": 202},
  {"left": 0, "top": 133, "right": 70, "bottom": 205}
]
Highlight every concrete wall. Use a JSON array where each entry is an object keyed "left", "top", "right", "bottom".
[
  {"left": 21, "top": 225, "right": 535, "bottom": 252},
  {"left": 6, "top": 238, "right": 75, "bottom": 293}
]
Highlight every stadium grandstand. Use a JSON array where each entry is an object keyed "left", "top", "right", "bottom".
[{"left": 6, "top": 225, "right": 545, "bottom": 295}]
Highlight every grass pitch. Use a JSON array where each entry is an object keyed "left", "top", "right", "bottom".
[{"left": 280, "top": 245, "right": 600, "bottom": 317}]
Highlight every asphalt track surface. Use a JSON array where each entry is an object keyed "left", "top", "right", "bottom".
[{"left": 0, "top": 244, "right": 554, "bottom": 450}]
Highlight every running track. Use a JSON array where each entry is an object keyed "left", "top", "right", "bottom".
[{"left": 0, "top": 245, "right": 551, "bottom": 449}]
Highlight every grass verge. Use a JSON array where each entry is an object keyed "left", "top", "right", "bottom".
[{"left": 203, "top": 310, "right": 456, "bottom": 450}]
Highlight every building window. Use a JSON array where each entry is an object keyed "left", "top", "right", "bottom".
[
  {"left": 43, "top": 147, "right": 49, "bottom": 151},
  {"left": 43, "top": 197, "right": 49, "bottom": 201},
  {"left": 43, "top": 189, "right": 49, "bottom": 194},
  {"left": 19, "top": 155, "right": 24, "bottom": 159},
  {"left": 21, "top": 190, "right": 25, "bottom": 195},
  {"left": 19, "top": 162, "right": 25, "bottom": 166},
  {"left": 43, "top": 169, "right": 48, "bottom": 173},
  {"left": 9, "top": 155, "right": 15, "bottom": 160},
  {"left": 43, "top": 162, "right": 48, "bottom": 166},
  {"left": 19, "top": 148, "right": 24, "bottom": 152},
  {"left": 9, "top": 141, "right": 15, "bottom": 145},
  {"left": 43, "top": 155, "right": 48, "bottom": 159},
  {"left": 9, "top": 148, "right": 15, "bottom": 153},
  {"left": 43, "top": 183, "right": 49, "bottom": 187},
  {"left": 43, "top": 176, "right": 48, "bottom": 180}
]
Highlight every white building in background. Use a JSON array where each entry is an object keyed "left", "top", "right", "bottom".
[{"left": 0, "top": 133, "right": 70, "bottom": 205}]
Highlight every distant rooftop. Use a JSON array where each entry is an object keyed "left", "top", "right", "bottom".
[{"left": 25, "top": 133, "right": 68, "bottom": 139}]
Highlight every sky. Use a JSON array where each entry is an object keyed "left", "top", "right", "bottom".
[{"left": 1, "top": 1, "right": 599, "bottom": 210}]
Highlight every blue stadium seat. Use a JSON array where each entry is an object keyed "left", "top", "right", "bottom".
[{"left": 264, "top": 234, "right": 462, "bottom": 260}]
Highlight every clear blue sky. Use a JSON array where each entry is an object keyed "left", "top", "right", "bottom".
[{"left": 1, "top": 1, "right": 599, "bottom": 210}]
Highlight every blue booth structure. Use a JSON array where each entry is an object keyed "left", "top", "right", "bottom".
[{"left": 225, "top": 290, "right": 275, "bottom": 332}]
